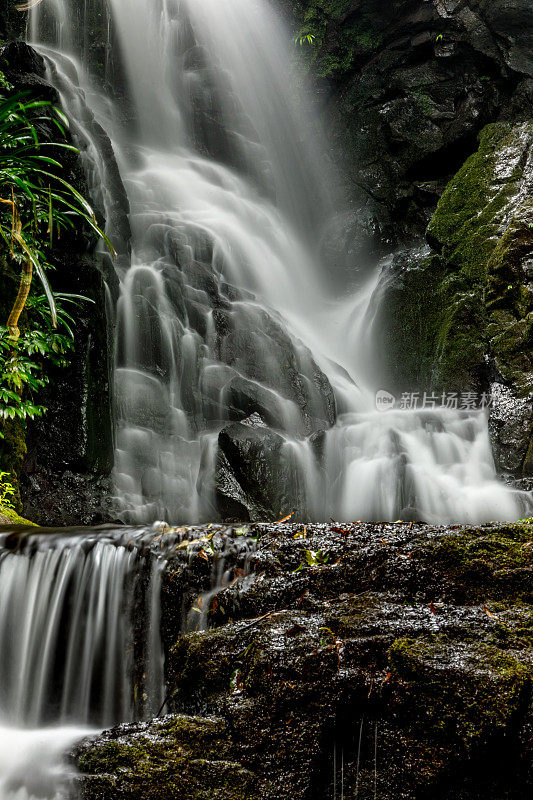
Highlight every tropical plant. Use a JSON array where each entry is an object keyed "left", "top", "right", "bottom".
[
  {"left": 0, "top": 293, "right": 92, "bottom": 423},
  {"left": 0, "top": 90, "right": 110, "bottom": 339},
  {"left": 0, "top": 85, "right": 111, "bottom": 426},
  {"left": 0, "top": 470, "right": 16, "bottom": 508}
]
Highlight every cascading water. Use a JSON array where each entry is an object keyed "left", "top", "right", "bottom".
[
  {"left": 0, "top": 526, "right": 167, "bottom": 799},
  {"left": 29, "top": 0, "right": 532, "bottom": 527}
]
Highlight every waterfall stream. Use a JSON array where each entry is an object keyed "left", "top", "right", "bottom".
[
  {"left": 0, "top": 525, "right": 166, "bottom": 800},
  {"left": 1, "top": 3, "right": 529, "bottom": 792},
  {"left": 27, "top": 0, "right": 532, "bottom": 525}
]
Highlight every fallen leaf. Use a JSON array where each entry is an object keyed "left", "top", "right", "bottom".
[
  {"left": 277, "top": 512, "right": 294, "bottom": 523},
  {"left": 484, "top": 605, "right": 499, "bottom": 620},
  {"left": 285, "top": 623, "right": 306, "bottom": 637}
]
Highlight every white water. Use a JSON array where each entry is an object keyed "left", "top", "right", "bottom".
[
  {"left": 28, "top": 0, "right": 531, "bottom": 526},
  {"left": 0, "top": 5, "right": 529, "bottom": 791},
  {"left": 0, "top": 528, "right": 165, "bottom": 800}
]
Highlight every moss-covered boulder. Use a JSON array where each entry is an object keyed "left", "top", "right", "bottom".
[
  {"left": 75, "top": 521, "right": 533, "bottom": 800},
  {"left": 73, "top": 715, "right": 258, "bottom": 800},
  {"left": 0, "top": 504, "right": 35, "bottom": 525},
  {"left": 373, "top": 120, "right": 533, "bottom": 479}
]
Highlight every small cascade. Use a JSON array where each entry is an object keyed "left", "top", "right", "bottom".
[
  {"left": 0, "top": 526, "right": 168, "bottom": 800},
  {"left": 184, "top": 526, "right": 257, "bottom": 632}
]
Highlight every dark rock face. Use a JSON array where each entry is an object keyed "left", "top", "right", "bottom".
[
  {"left": 371, "top": 121, "right": 533, "bottom": 479},
  {"left": 288, "top": 0, "right": 533, "bottom": 245},
  {"left": 0, "top": 41, "right": 116, "bottom": 525},
  {"left": 216, "top": 417, "right": 304, "bottom": 520},
  {"left": 74, "top": 520, "right": 533, "bottom": 799},
  {"left": 72, "top": 715, "right": 257, "bottom": 800},
  {"left": 0, "top": 0, "right": 27, "bottom": 40}
]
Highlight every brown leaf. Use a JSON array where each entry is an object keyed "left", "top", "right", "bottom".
[
  {"left": 285, "top": 623, "right": 306, "bottom": 637},
  {"left": 276, "top": 512, "right": 294, "bottom": 523},
  {"left": 484, "top": 605, "right": 499, "bottom": 620}
]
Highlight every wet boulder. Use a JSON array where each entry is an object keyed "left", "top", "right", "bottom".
[
  {"left": 74, "top": 520, "right": 533, "bottom": 799},
  {"left": 215, "top": 418, "right": 303, "bottom": 520},
  {"left": 72, "top": 715, "right": 257, "bottom": 800}
]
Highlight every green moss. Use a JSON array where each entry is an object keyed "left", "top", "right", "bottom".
[
  {"left": 394, "top": 121, "right": 533, "bottom": 398},
  {"left": 292, "top": 0, "right": 384, "bottom": 78},
  {"left": 432, "top": 524, "right": 533, "bottom": 573},
  {"left": 427, "top": 123, "right": 515, "bottom": 280},
  {"left": 485, "top": 206, "right": 533, "bottom": 395},
  {"left": 413, "top": 89, "right": 436, "bottom": 117},
  {"left": 375, "top": 251, "right": 486, "bottom": 392},
  {"left": 78, "top": 716, "right": 257, "bottom": 799},
  {"left": 389, "top": 635, "right": 532, "bottom": 751},
  {"left": 0, "top": 504, "right": 36, "bottom": 525}
]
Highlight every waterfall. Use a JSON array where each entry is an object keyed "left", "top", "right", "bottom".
[
  {"left": 0, "top": 526, "right": 166, "bottom": 799},
  {"left": 29, "top": 0, "right": 531, "bottom": 525}
]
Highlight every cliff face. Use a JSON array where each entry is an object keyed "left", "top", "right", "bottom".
[
  {"left": 288, "top": 0, "right": 533, "bottom": 243},
  {"left": 286, "top": 0, "right": 533, "bottom": 483}
]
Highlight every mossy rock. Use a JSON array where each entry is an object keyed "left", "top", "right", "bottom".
[
  {"left": 75, "top": 715, "right": 258, "bottom": 800},
  {"left": 427, "top": 123, "right": 519, "bottom": 279},
  {"left": 376, "top": 120, "right": 533, "bottom": 471},
  {"left": 372, "top": 247, "right": 486, "bottom": 393},
  {"left": 389, "top": 635, "right": 533, "bottom": 753},
  {"left": 0, "top": 504, "right": 36, "bottom": 525}
]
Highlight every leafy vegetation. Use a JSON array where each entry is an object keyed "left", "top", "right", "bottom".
[
  {"left": 0, "top": 470, "right": 15, "bottom": 508},
  {"left": 0, "top": 77, "right": 110, "bottom": 428}
]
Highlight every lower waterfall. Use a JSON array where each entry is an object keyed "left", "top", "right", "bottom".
[{"left": 0, "top": 526, "right": 166, "bottom": 800}]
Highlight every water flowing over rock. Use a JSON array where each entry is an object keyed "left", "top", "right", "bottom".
[
  {"left": 0, "top": 516, "right": 531, "bottom": 799},
  {"left": 13, "top": 0, "right": 530, "bottom": 525},
  {"left": 0, "top": 524, "right": 169, "bottom": 798},
  {"left": 66, "top": 520, "right": 533, "bottom": 800}
]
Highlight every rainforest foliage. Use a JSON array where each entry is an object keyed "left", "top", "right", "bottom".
[{"left": 0, "top": 67, "right": 108, "bottom": 430}]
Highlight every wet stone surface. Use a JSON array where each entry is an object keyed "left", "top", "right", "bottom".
[{"left": 75, "top": 520, "right": 533, "bottom": 800}]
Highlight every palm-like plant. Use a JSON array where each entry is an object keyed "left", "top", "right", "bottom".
[
  {"left": 0, "top": 87, "right": 112, "bottom": 421},
  {"left": 0, "top": 90, "right": 111, "bottom": 338}
]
